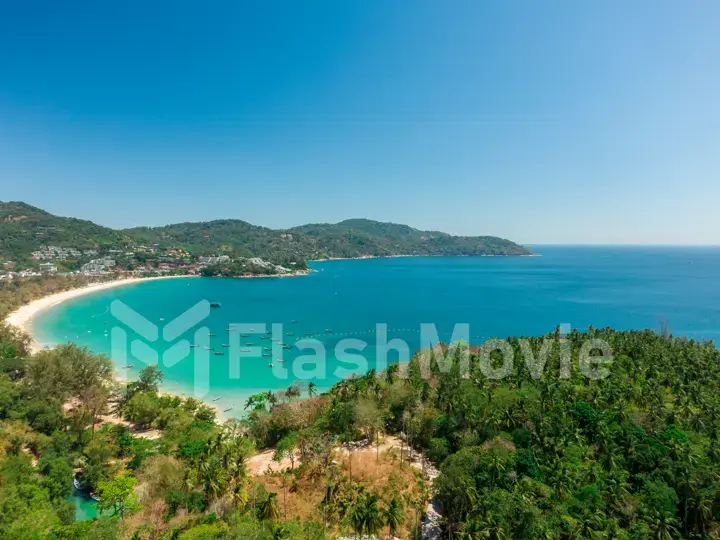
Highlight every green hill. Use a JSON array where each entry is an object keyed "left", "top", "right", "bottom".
[
  {"left": 0, "top": 202, "right": 131, "bottom": 262},
  {"left": 290, "top": 218, "right": 529, "bottom": 258},
  {"left": 0, "top": 201, "right": 532, "bottom": 264}
]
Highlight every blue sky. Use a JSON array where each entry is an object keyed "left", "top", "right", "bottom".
[{"left": 1, "top": 1, "right": 718, "bottom": 244}]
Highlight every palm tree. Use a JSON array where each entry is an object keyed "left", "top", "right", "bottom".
[
  {"left": 385, "top": 363, "right": 399, "bottom": 385},
  {"left": 363, "top": 492, "right": 384, "bottom": 537},
  {"left": 264, "top": 390, "right": 277, "bottom": 407},
  {"left": 308, "top": 381, "right": 317, "bottom": 397},
  {"left": 646, "top": 510, "right": 679, "bottom": 540},
  {"left": 244, "top": 396, "right": 256, "bottom": 410},
  {"left": 260, "top": 492, "right": 281, "bottom": 522},
  {"left": 286, "top": 382, "right": 302, "bottom": 400},
  {"left": 272, "top": 524, "right": 288, "bottom": 540},
  {"left": 198, "top": 453, "right": 229, "bottom": 503},
  {"left": 384, "top": 497, "right": 404, "bottom": 539},
  {"left": 348, "top": 492, "right": 384, "bottom": 539},
  {"left": 458, "top": 518, "right": 483, "bottom": 539},
  {"left": 348, "top": 498, "right": 366, "bottom": 539},
  {"left": 574, "top": 509, "right": 605, "bottom": 540}
]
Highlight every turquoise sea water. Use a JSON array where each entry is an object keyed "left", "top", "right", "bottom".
[
  {"left": 33, "top": 247, "right": 720, "bottom": 413},
  {"left": 66, "top": 488, "right": 98, "bottom": 521}
]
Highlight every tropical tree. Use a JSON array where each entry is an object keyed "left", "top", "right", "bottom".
[
  {"left": 274, "top": 431, "right": 298, "bottom": 469},
  {"left": 96, "top": 474, "right": 140, "bottom": 518},
  {"left": 260, "top": 492, "right": 281, "bottom": 522},
  {"left": 384, "top": 496, "right": 404, "bottom": 539}
]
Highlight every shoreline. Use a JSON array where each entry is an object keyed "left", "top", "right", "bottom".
[
  {"left": 5, "top": 274, "right": 197, "bottom": 353},
  {"left": 2, "top": 274, "right": 233, "bottom": 422},
  {"left": 221, "top": 269, "right": 314, "bottom": 279},
  {"left": 2, "top": 273, "right": 301, "bottom": 422},
  {"left": 308, "top": 252, "right": 537, "bottom": 262}
]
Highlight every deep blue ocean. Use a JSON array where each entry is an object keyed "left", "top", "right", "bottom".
[{"left": 32, "top": 246, "right": 720, "bottom": 412}]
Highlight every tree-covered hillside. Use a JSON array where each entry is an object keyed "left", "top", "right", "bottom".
[
  {"left": 0, "top": 202, "right": 131, "bottom": 262},
  {"left": 289, "top": 219, "right": 528, "bottom": 258},
  {"left": 124, "top": 218, "right": 531, "bottom": 259},
  {"left": 0, "top": 201, "right": 532, "bottom": 265},
  {"left": 3, "top": 308, "right": 720, "bottom": 538}
]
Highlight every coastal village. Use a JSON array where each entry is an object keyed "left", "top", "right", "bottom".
[{"left": 0, "top": 243, "right": 301, "bottom": 281}]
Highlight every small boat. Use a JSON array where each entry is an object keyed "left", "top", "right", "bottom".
[
  {"left": 325, "top": 329, "right": 333, "bottom": 333},
  {"left": 204, "top": 346, "right": 213, "bottom": 350},
  {"left": 224, "top": 405, "right": 234, "bottom": 412},
  {"left": 263, "top": 353, "right": 272, "bottom": 357},
  {"left": 291, "top": 319, "right": 298, "bottom": 323},
  {"left": 222, "top": 344, "right": 229, "bottom": 347},
  {"left": 90, "top": 493, "right": 100, "bottom": 502},
  {"left": 212, "top": 396, "right": 222, "bottom": 402},
  {"left": 214, "top": 352, "right": 224, "bottom": 356},
  {"left": 73, "top": 478, "right": 82, "bottom": 490},
  {"left": 209, "top": 333, "right": 217, "bottom": 337},
  {"left": 268, "top": 363, "right": 274, "bottom": 367},
  {"left": 283, "top": 345, "right": 292, "bottom": 350},
  {"left": 260, "top": 336, "right": 269, "bottom": 340},
  {"left": 246, "top": 343, "right": 255, "bottom": 346},
  {"left": 240, "top": 348, "right": 251, "bottom": 352},
  {"left": 190, "top": 345, "right": 197, "bottom": 348},
  {"left": 286, "top": 332, "right": 295, "bottom": 336},
  {"left": 210, "top": 302, "right": 221, "bottom": 308},
  {"left": 276, "top": 359, "right": 285, "bottom": 363},
  {"left": 240, "top": 333, "right": 249, "bottom": 337},
  {"left": 272, "top": 338, "right": 281, "bottom": 342},
  {"left": 265, "top": 330, "right": 272, "bottom": 334},
  {"left": 263, "top": 347, "right": 271, "bottom": 351}
]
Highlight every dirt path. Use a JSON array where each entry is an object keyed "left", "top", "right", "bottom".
[{"left": 246, "top": 448, "right": 295, "bottom": 475}]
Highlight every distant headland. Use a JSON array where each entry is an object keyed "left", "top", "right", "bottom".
[{"left": 0, "top": 201, "right": 532, "bottom": 281}]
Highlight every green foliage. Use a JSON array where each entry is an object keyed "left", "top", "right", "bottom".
[
  {"left": 178, "top": 521, "right": 229, "bottom": 539},
  {"left": 427, "top": 437, "right": 451, "bottom": 464},
  {"left": 298, "top": 327, "right": 720, "bottom": 539},
  {"left": 274, "top": 432, "right": 298, "bottom": 469},
  {"left": 0, "top": 374, "right": 19, "bottom": 417},
  {"left": 0, "top": 454, "right": 63, "bottom": 539},
  {"left": 0, "top": 201, "right": 131, "bottom": 263},
  {"left": 259, "top": 492, "right": 280, "bottom": 522},
  {"left": 123, "top": 391, "right": 161, "bottom": 428},
  {"left": 0, "top": 201, "right": 531, "bottom": 267},
  {"left": 4, "top": 308, "right": 720, "bottom": 539},
  {"left": 511, "top": 427, "right": 533, "bottom": 449},
  {"left": 166, "top": 490, "right": 208, "bottom": 516},
  {"left": 38, "top": 455, "right": 74, "bottom": 500},
  {"left": 96, "top": 474, "right": 140, "bottom": 518}
]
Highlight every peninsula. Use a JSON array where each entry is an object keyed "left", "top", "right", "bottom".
[{"left": 0, "top": 201, "right": 531, "bottom": 281}]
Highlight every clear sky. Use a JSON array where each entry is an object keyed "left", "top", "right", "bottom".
[{"left": 1, "top": 1, "right": 718, "bottom": 244}]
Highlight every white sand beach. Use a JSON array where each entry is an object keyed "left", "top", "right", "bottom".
[{"left": 5, "top": 275, "right": 196, "bottom": 353}]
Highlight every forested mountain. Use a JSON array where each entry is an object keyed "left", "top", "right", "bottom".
[
  {"left": 291, "top": 218, "right": 529, "bottom": 258},
  {"left": 0, "top": 202, "right": 132, "bottom": 261},
  {"left": 0, "top": 201, "right": 531, "bottom": 264}
]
